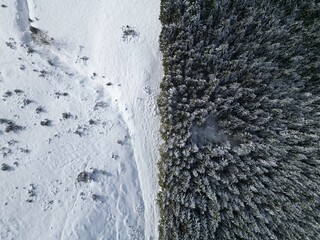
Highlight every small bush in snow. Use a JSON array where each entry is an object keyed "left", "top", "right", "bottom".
[
  {"left": 22, "top": 98, "right": 33, "bottom": 106},
  {"left": 121, "top": 25, "right": 139, "bottom": 41},
  {"left": 62, "top": 112, "right": 73, "bottom": 120},
  {"left": 5, "top": 38, "right": 16, "bottom": 50},
  {"left": 30, "top": 26, "right": 52, "bottom": 45},
  {"left": 36, "top": 106, "right": 45, "bottom": 114},
  {"left": 40, "top": 119, "right": 52, "bottom": 126},
  {"left": 14, "top": 89, "right": 24, "bottom": 94},
  {"left": 0, "top": 118, "right": 11, "bottom": 124},
  {"left": 76, "top": 171, "right": 90, "bottom": 183},
  {"left": 1, "top": 163, "right": 11, "bottom": 171},
  {"left": 5, "top": 122, "right": 24, "bottom": 133},
  {"left": 3, "top": 91, "right": 13, "bottom": 98},
  {"left": 55, "top": 92, "right": 69, "bottom": 98},
  {"left": 94, "top": 101, "right": 108, "bottom": 110},
  {"left": 88, "top": 119, "right": 97, "bottom": 125},
  {"left": 91, "top": 194, "right": 100, "bottom": 201}
]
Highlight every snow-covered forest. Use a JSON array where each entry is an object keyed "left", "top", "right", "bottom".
[
  {"left": 1, "top": 0, "right": 320, "bottom": 239},
  {"left": 158, "top": 0, "right": 320, "bottom": 239}
]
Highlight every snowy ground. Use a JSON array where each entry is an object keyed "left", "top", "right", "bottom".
[{"left": 0, "top": 0, "right": 162, "bottom": 239}]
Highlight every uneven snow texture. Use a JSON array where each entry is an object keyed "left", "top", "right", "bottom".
[{"left": 0, "top": 0, "right": 162, "bottom": 239}]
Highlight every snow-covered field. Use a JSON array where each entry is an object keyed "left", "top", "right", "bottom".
[{"left": 0, "top": 0, "right": 162, "bottom": 239}]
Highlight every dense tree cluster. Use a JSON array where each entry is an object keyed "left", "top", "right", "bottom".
[{"left": 157, "top": 0, "right": 320, "bottom": 239}]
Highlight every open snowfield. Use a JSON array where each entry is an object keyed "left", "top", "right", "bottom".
[{"left": 0, "top": 0, "right": 162, "bottom": 239}]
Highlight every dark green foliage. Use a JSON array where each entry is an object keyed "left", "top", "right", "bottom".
[
  {"left": 14, "top": 89, "right": 24, "bottom": 94},
  {"left": 0, "top": 118, "right": 12, "bottom": 124},
  {"left": 55, "top": 92, "right": 69, "bottom": 98},
  {"left": 76, "top": 171, "right": 90, "bottom": 183},
  {"left": 121, "top": 25, "right": 139, "bottom": 41},
  {"left": 23, "top": 98, "right": 33, "bottom": 106},
  {"left": 1, "top": 120, "right": 25, "bottom": 133},
  {"left": 62, "top": 112, "right": 73, "bottom": 120},
  {"left": 5, "top": 124, "right": 24, "bottom": 133},
  {"left": 1, "top": 163, "right": 11, "bottom": 171},
  {"left": 88, "top": 119, "right": 97, "bottom": 125},
  {"left": 158, "top": 0, "right": 320, "bottom": 239},
  {"left": 30, "top": 26, "right": 51, "bottom": 45},
  {"left": 40, "top": 119, "right": 52, "bottom": 126},
  {"left": 35, "top": 106, "right": 45, "bottom": 114},
  {"left": 3, "top": 91, "right": 13, "bottom": 98}
]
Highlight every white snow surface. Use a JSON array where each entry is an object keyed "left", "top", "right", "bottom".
[{"left": 0, "top": 0, "right": 162, "bottom": 239}]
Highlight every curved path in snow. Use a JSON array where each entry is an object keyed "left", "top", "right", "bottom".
[{"left": 91, "top": 1, "right": 162, "bottom": 238}]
